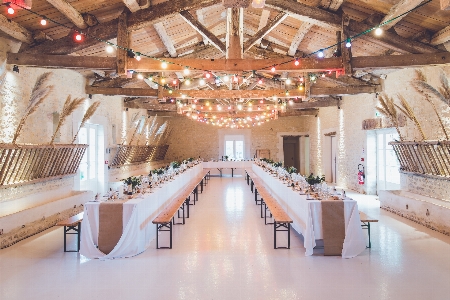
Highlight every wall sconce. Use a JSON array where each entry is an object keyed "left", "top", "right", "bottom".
[{"left": 13, "top": 65, "right": 19, "bottom": 73}]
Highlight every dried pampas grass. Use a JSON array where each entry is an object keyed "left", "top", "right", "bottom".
[
  {"left": 71, "top": 101, "right": 101, "bottom": 144},
  {"left": 394, "top": 94, "right": 426, "bottom": 140},
  {"left": 50, "top": 96, "right": 85, "bottom": 144},
  {"left": 413, "top": 70, "right": 448, "bottom": 139},
  {"left": 12, "top": 72, "right": 53, "bottom": 144},
  {"left": 376, "top": 94, "right": 403, "bottom": 141}
]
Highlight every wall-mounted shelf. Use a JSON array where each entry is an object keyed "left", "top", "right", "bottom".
[
  {"left": 390, "top": 141, "right": 450, "bottom": 177},
  {"left": 0, "top": 144, "right": 88, "bottom": 187}
]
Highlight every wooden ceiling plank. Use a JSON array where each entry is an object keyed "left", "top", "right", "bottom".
[
  {"left": 45, "top": 0, "right": 88, "bottom": 29},
  {"left": 128, "top": 0, "right": 222, "bottom": 31},
  {"left": 351, "top": 52, "right": 450, "bottom": 69},
  {"left": 380, "top": 0, "right": 425, "bottom": 30},
  {"left": 23, "top": 0, "right": 220, "bottom": 55},
  {"left": 226, "top": 7, "right": 244, "bottom": 59},
  {"left": 0, "top": 14, "right": 33, "bottom": 44},
  {"left": 290, "top": 99, "right": 338, "bottom": 109},
  {"left": 179, "top": 11, "right": 226, "bottom": 53},
  {"left": 320, "top": 0, "right": 345, "bottom": 11},
  {"left": 258, "top": 9, "right": 271, "bottom": 30},
  {"left": 288, "top": 22, "right": 313, "bottom": 56},
  {"left": 243, "top": 12, "right": 287, "bottom": 53},
  {"left": 431, "top": 25, "right": 450, "bottom": 45},
  {"left": 153, "top": 22, "right": 177, "bottom": 57},
  {"left": 122, "top": 0, "right": 142, "bottom": 13},
  {"left": 7, "top": 53, "right": 117, "bottom": 69}
]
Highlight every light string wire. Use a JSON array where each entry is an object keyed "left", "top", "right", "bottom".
[{"left": 2, "top": 0, "right": 433, "bottom": 88}]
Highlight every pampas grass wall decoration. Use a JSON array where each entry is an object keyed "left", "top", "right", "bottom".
[
  {"left": 376, "top": 94, "right": 404, "bottom": 141},
  {"left": 395, "top": 94, "right": 426, "bottom": 141},
  {"left": 50, "top": 96, "right": 85, "bottom": 144},
  {"left": 71, "top": 101, "right": 101, "bottom": 144},
  {"left": 12, "top": 72, "right": 54, "bottom": 145}
]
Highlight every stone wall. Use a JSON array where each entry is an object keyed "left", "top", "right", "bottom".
[{"left": 165, "top": 115, "right": 311, "bottom": 162}]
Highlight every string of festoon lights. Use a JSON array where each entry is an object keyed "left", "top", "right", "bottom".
[{"left": 2, "top": 0, "right": 432, "bottom": 128}]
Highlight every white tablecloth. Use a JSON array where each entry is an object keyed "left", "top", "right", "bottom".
[
  {"left": 252, "top": 164, "right": 366, "bottom": 258},
  {"left": 81, "top": 164, "right": 203, "bottom": 259},
  {"left": 202, "top": 161, "right": 253, "bottom": 169}
]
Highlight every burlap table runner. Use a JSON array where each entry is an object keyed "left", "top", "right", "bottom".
[
  {"left": 321, "top": 200, "right": 345, "bottom": 256},
  {"left": 98, "top": 201, "right": 126, "bottom": 254}
]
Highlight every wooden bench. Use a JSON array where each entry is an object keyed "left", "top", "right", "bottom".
[
  {"left": 55, "top": 212, "right": 84, "bottom": 252},
  {"left": 359, "top": 211, "right": 378, "bottom": 248},
  {"left": 246, "top": 169, "right": 293, "bottom": 249},
  {"left": 217, "top": 167, "right": 236, "bottom": 177},
  {"left": 152, "top": 170, "right": 210, "bottom": 249}
]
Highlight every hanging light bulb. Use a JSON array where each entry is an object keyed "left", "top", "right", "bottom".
[
  {"left": 106, "top": 45, "right": 114, "bottom": 53},
  {"left": 205, "top": 72, "right": 211, "bottom": 79},
  {"left": 184, "top": 67, "right": 190, "bottom": 75},
  {"left": 345, "top": 38, "right": 352, "bottom": 48},
  {"left": 317, "top": 50, "right": 324, "bottom": 58},
  {"left": 199, "top": 79, "right": 205, "bottom": 86},
  {"left": 7, "top": 5, "right": 14, "bottom": 15},
  {"left": 168, "top": 89, "right": 173, "bottom": 94},
  {"left": 294, "top": 59, "right": 300, "bottom": 66},
  {"left": 271, "top": 66, "right": 276, "bottom": 72},
  {"left": 161, "top": 61, "right": 168, "bottom": 69},
  {"left": 375, "top": 27, "right": 383, "bottom": 36},
  {"left": 137, "top": 73, "right": 144, "bottom": 80},
  {"left": 135, "top": 52, "right": 141, "bottom": 61},
  {"left": 258, "top": 78, "right": 263, "bottom": 85},
  {"left": 160, "top": 77, "right": 166, "bottom": 84},
  {"left": 173, "top": 79, "right": 177, "bottom": 85},
  {"left": 40, "top": 18, "right": 47, "bottom": 26},
  {"left": 286, "top": 78, "right": 292, "bottom": 85},
  {"left": 223, "top": 75, "right": 230, "bottom": 82},
  {"left": 74, "top": 32, "right": 83, "bottom": 42}
]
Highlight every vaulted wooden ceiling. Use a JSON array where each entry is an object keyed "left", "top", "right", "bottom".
[{"left": 2, "top": 0, "right": 450, "bottom": 111}]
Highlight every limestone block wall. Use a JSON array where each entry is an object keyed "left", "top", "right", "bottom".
[{"left": 165, "top": 116, "right": 310, "bottom": 162}]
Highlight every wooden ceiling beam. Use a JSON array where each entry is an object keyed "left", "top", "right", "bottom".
[
  {"left": 0, "top": 14, "right": 33, "bottom": 43},
  {"left": 9, "top": 52, "right": 450, "bottom": 72},
  {"left": 153, "top": 22, "right": 177, "bottom": 57},
  {"left": 290, "top": 98, "right": 339, "bottom": 109},
  {"left": 22, "top": 0, "right": 221, "bottom": 55},
  {"left": 85, "top": 85, "right": 380, "bottom": 98},
  {"left": 431, "top": 25, "right": 450, "bottom": 45},
  {"left": 379, "top": 0, "right": 424, "bottom": 30},
  {"left": 265, "top": 0, "right": 341, "bottom": 30},
  {"left": 117, "top": 12, "right": 129, "bottom": 75},
  {"left": 243, "top": 12, "right": 287, "bottom": 53},
  {"left": 45, "top": 0, "right": 88, "bottom": 29},
  {"left": 279, "top": 108, "right": 319, "bottom": 116},
  {"left": 288, "top": 22, "right": 313, "bottom": 57},
  {"left": 226, "top": 7, "right": 244, "bottom": 59},
  {"left": 179, "top": 11, "right": 226, "bottom": 53}
]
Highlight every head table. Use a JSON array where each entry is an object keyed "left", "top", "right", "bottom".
[
  {"left": 81, "top": 162, "right": 365, "bottom": 259},
  {"left": 252, "top": 164, "right": 366, "bottom": 258}
]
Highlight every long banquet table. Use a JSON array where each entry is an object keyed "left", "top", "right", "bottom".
[
  {"left": 252, "top": 164, "right": 366, "bottom": 258},
  {"left": 80, "top": 164, "right": 203, "bottom": 259},
  {"left": 202, "top": 161, "right": 253, "bottom": 169}
]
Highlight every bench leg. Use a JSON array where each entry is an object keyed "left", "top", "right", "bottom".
[
  {"left": 232, "top": 168, "right": 234, "bottom": 177},
  {"left": 174, "top": 205, "right": 185, "bottom": 225},
  {"left": 63, "top": 223, "right": 81, "bottom": 252},
  {"left": 264, "top": 203, "right": 274, "bottom": 225},
  {"left": 260, "top": 198, "right": 265, "bottom": 218},
  {"left": 255, "top": 188, "right": 258, "bottom": 204},
  {"left": 201, "top": 179, "right": 204, "bottom": 193},
  {"left": 361, "top": 222, "right": 372, "bottom": 248},
  {"left": 156, "top": 222, "right": 172, "bottom": 249},
  {"left": 274, "top": 223, "right": 290, "bottom": 249},
  {"left": 185, "top": 198, "right": 190, "bottom": 218},
  {"left": 251, "top": 180, "right": 254, "bottom": 193}
]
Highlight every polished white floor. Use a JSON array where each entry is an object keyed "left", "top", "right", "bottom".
[{"left": 1, "top": 176, "right": 450, "bottom": 300}]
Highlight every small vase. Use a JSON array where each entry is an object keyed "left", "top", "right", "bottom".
[{"left": 127, "top": 184, "right": 133, "bottom": 195}]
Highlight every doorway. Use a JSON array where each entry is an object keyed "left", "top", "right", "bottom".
[
  {"left": 283, "top": 136, "right": 300, "bottom": 171},
  {"left": 331, "top": 135, "right": 337, "bottom": 183},
  {"left": 78, "top": 123, "right": 104, "bottom": 194}
]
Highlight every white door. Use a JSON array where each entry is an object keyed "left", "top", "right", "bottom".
[
  {"left": 78, "top": 124, "right": 102, "bottom": 194},
  {"left": 377, "top": 129, "right": 401, "bottom": 193}
]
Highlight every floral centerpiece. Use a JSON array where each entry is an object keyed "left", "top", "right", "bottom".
[
  {"left": 305, "top": 173, "right": 325, "bottom": 185},
  {"left": 122, "top": 176, "right": 142, "bottom": 195}
]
